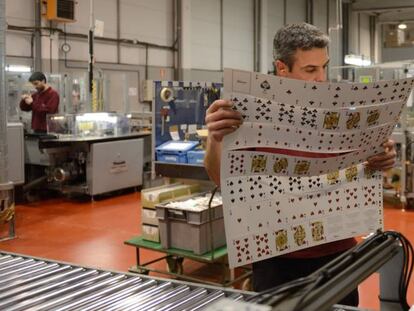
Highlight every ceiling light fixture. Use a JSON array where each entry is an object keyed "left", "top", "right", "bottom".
[{"left": 398, "top": 23, "right": 407, "bottom": 30}]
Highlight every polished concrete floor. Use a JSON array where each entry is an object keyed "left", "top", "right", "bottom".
[{"left": 0, "top": 191, "right": 413, "bottom": 310}]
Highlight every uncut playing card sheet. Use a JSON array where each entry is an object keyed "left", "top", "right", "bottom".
[{"left": 221, "top": 68, "right": 413, "bottom": 268}]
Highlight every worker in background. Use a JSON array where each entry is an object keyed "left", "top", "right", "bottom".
[
  {"left": 20, "top": 72, "right": 60, "bottom": 133},
  {"left": 204, "top": 23, "right": 396, "bottom": 306}
]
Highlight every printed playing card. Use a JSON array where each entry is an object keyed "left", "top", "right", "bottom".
[
  {"left": 228, "top": 235, "right": 254, "bottom": 266},
  {"left": 231, "top": 95, "right": 252, "bottom": 121},
  {"left": 252, "top": 232, "right": 275, "bottom": 260},
  {"left": 274, "top": 228, "right": 290, "bottom": 252},
  {"left": 232, "top": 70, "right": 252, "bottom": 94}
]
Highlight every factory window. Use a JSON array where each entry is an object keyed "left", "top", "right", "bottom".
[{"left": 383, "top": 24, "right": 414, "bottom": 48}]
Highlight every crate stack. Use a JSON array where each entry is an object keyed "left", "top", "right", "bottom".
[
  {"left": 155, "top": 192, "right": 225, "bottom": 254},
  {"left": 140, "top": 183, "right": 200, "bottom": 242}
]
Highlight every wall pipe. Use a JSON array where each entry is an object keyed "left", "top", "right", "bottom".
[
  {"left": 88, "top": 0, "right": 94, "bottom": 94},
  {"left": 176, "top": 0, "right": 182, "bottom": 80},
  {"left": 116, "top": 0, "right": 121, "bottom": 64},
  {"left": 220, "top": 0, "right": 223, "bottom": 72},
  {"left": 7, "top": 25, "right": 177, "bottom": 51},
  {"left": 34, "top": 0, "right": 42, "bottom": 71},
  {"left": 0, "top": 0, "right": 7, "bottom": 184},
  {"left": 0, "top": 0, "right": 15, "bottom": 241}
]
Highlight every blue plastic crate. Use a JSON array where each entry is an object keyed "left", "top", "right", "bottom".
[
  {"left": 187, "top": 150, "right": 205, "bottom": 165},
  {"left": 156, "top": 140, "right": 199, "bottom": 164}
]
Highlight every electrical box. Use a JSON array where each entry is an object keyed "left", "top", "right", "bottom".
[
  {"left": 43, "top": 0, "right": 76, "bottom": 23},
  {"left": 142, "top": 80, "right": 154, "bottom": 102}
]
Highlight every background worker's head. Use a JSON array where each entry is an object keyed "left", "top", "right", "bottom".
[
  {"left": 273, "top": 23, "right": 330, "bottom": 82},
  {"left": 29, "top": 72, "right": 47, "bottom": 92}
]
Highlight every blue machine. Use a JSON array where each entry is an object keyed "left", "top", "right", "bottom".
[
  {"left": 153, "top": 81, "right": 222, "bottom": 148},
  {"left": 153, "top": 81, "right": 221, "bottom": 169},
  {"left": 156, "top": 140, "right": 199, "bottom": 164}
]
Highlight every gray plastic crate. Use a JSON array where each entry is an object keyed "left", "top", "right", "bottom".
[{"left": 156, "top": 193, "right": 226, "bottom": 254}]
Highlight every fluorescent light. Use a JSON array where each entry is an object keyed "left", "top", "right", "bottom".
[
  {"left": 6, "top": 65, "right": 31, "bottom": 72},
  {"left": 398, "top": 23, "right": 407, "bottom": 30},
  {"left": 344, "top": 54, "right": 371, "bottom": 67},
  {"left": 76, "top": 112, "right": 117, "bottom": 123}
]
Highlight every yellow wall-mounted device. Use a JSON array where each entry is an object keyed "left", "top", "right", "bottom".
[{"left": 43, "top": 0, "right": 76, "bottom": 23}]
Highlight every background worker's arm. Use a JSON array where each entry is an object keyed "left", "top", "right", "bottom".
[
  {"left": 366, "top": 139, "right": 396, "bottom": 171},
  {"left": 19, "top": 94, "right": 33, "bottom": 111},
  {"left": 204, "top": 100, "right": 242, "bottom": 186}
]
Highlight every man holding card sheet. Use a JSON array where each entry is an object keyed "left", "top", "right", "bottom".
[{"left": 204, "top": 23, "right": 396, "bottom": 306}]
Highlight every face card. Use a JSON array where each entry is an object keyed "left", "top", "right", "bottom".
[
  {"left": 310, "top": 220, "right": 326, "bottom": 243},
  {"left": 322, "top": 111, "right": 341, "bottom": 130},
  {"left": 274, "top": 229, "right": 290, "bottom": 252},
  {"left": 271, "top": 155, "right": 290, "bottom": 175},
  {"left": 291, "top": 224, "right": 308, "bottom": 248},
  {"left": 366, "top": 108, "right": 381, "bottom": 127},
  {"left": 250, "top": 154, "right": 268, "bottom": 174}
]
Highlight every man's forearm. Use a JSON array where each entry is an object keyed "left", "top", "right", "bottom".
[
  {"left": 19, "top": 100, "right": 32, "bottom": 112},
  {"left": 204, "top": 136, "right": 222, "bottom": 186}
]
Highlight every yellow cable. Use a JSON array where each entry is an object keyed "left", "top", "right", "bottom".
[{"left": 92, "top": 79, "right": 98, "bottom": 112}]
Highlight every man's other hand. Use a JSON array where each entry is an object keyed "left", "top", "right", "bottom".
[
  {"left": 22, "top": 94, "right": 33, "bottom": 105},
  {"left": 205, "top": 99, "right": 243, "bottom": 142},
  {"left": 365, "top": 139, "right": 396, "bottom": 171}
]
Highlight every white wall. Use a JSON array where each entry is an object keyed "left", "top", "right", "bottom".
[
  {"left": 348, "top": 12, "right": 371, "bottom": 59},
  {"left": 267, "top": 0, "right": 284, "bottom": 73},
  {"left": 191, "top": 0, "right": 221, "bottom": 71},
  {"left": 223, "top": 0, "right": 254, "bottom": 71},
  {"left": 5, "top": 0, "right": 343, "bottom": 111}
]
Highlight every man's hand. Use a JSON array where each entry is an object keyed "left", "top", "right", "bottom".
[
  {"left": 21, "top": 94, "right": 33, "bottom": 105},
  {"left": 365, "top": 139, "right": 396, "bottom": 171},
  {"left": 205, "top": 99, "right": 242, "bottom": 142}
]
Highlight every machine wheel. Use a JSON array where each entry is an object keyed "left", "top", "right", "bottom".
[
  {"left": 166, "top": 256, "right": 184, "bottom": 275},
  {"left": 134, "top": 267, "right": 150, "bottom": 275},
  {"left": 241, "top": 277, "right": 253, "bottom": 291}
]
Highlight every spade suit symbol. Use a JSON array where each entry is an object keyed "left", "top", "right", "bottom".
[{"left": 260, "top": 80, "right": 271, "bottom": 90}]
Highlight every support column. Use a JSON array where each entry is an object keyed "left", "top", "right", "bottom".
[
  {"left": 178, "top": 0, "right": 191, "bottom": 80},
  {"left": 0, "top": 0, "right": 16, "bottom": 241},
  {"left": 259, "top": 0, "right": 268, "bottom": 74}
]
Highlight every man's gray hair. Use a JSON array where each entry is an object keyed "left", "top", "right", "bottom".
[{"left": 273, "top": 23, "right": 329, "bottom": 70}]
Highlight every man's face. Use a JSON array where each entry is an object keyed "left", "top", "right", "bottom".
[
  {"left": 276, "top": 47, "right": 329, "bottom": 82},
  {"left": 31, "top": 80, "right": 46, "bottom": 92}
]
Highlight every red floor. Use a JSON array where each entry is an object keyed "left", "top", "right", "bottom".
[{"left": 0, "top": 192, "right": 413, "bottom": 310}]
